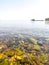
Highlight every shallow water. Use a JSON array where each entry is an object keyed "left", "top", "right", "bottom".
[
  {"left": 0, "top": 20, "right": 49, "bottom": 37},
  {"left": 0, "top": 20, "right": 49, "bottom": 65}
]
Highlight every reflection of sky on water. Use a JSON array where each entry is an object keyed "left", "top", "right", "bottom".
[
  {"left": 0, "top": 20, "right": 49, "bottom": 37},
  {"left": 0, "top": 20, "right": 49, "bottom": 29},
  {"left": 0, "top": 20, "right": 33, "bottom": 29},
  {"left": 32, "top": 21, "right": 49, "bottom": 29}
]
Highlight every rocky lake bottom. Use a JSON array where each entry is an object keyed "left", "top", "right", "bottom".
[
  {"left": 0, "top": 21, "right": 49, "bottom": 65},
  {"left": 0, "top": 32, "right": 49, "bottom": 65}
]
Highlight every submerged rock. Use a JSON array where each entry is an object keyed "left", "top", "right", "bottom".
[
  {"left": 29, "top": 37, "right": 37, "bottom": 44},
  {"left": 37, "top": 40, "right": 43, "bottom": 46},
  {"left": 0, "top": 53, "right": 5, "bottom": 60},
  {"left": 33, "top": 45, "right": 41, "bottom": 51},
  {"left": 15, "top": 47, "right": 23, "bottom": 56}
]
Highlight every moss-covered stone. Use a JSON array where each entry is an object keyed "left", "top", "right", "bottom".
[{"left": 33, "top": 45, "right": 41, "bottom": 51}]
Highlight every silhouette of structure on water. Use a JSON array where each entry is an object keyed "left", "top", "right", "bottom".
[{"left": 31, "top": 19, "right": 44, "bottom": 21}]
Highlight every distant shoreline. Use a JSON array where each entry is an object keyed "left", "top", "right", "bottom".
[{"left": 31, "top": 19, "right": 44, "bottom": 21}]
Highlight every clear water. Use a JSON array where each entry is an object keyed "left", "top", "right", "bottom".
[
  {"left": 0, "top": 20, "right": 49, "bottom": 65},
  {"left": 0, "top": 20, "right": 49, "bottom": 37}
]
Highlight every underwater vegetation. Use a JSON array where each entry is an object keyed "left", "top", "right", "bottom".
[{"left": 0, "top": 34, "right": 49, "bottom": 65}]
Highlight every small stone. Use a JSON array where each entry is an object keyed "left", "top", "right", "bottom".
[{"left": 33, "top": 45, "right": 41, "bottom": 51}]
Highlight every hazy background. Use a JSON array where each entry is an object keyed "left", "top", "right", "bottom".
[
  {"left": 0, "top": 0, "right": 49, "bottom": 20},
  {"left": 0, "top": 0, "right": 49, "bottom": 30}
]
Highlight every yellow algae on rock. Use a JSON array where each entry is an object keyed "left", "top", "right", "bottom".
[
  {"left": 29, "top": 54, "right": 36, "bottom": 60},
  {"left": 10, "top": 62, "right": 14, "bottom": 65},
  {"left": 40, "top": 54, "right": 48, "bottom": 63},
  {"left": 5, "top": 51, "right": 14, "bottom": 57},
  {"left": 15, "top": 48, "right": 23, "bottom": 55},
  {"left": 0, "top": 58, "right": 9, "bottom": 65},
  {"left": 40, "top": 63, "right": 44, "bottom": 65},
  {"left": 14, "top": 55, "right": 22, "bottom": 60},
  {"left": 0, "top": 53, "right": 5, "bottom": 60},
  {"left": 33, "top": 45, "right": 41, "bottom": 50},
  {"left": 9, "top": 56, "right": 15, "bottom": 62}
]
